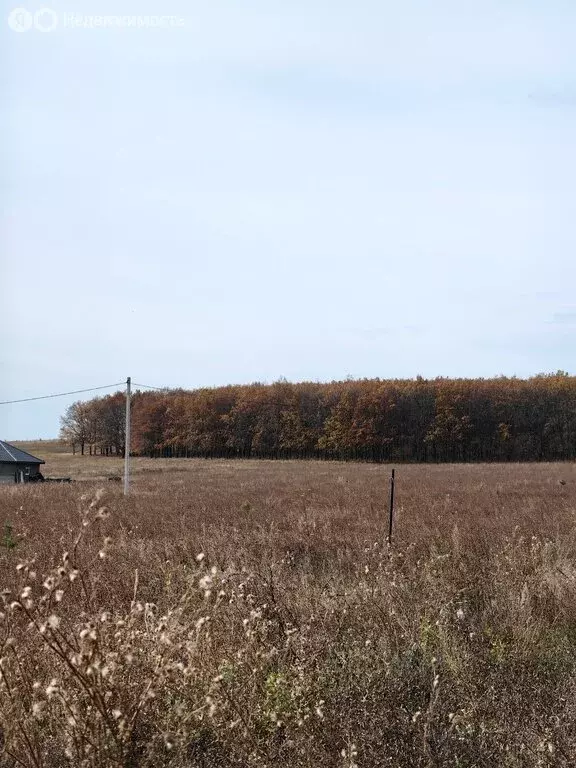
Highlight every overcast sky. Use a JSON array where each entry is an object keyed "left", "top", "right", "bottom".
[{"left": 1, "top": 0, "right": 576, "bottom": 438}]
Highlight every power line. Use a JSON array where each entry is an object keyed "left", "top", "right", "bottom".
[
  {"left": 133, "top": 383, "right": 171, "bottom": 392},
  {"left": 0, "top": 383, "right": 126, "bottom": 406}
]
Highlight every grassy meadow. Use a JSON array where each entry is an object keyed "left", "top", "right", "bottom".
[{"left": 1, "top": 445, "right": 576, "bottom": 766}]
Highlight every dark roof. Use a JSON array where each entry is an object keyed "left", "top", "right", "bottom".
[{"left": 0, "top": 441, "right": 45, "bottom": 465}]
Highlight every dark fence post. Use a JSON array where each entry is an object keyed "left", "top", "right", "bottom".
[{"left": 387, "top": 468, "right": 395, "bottom": 545}]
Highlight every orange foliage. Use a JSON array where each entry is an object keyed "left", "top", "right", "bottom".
[{"left": 61, "top": 373, "right": 576, "bottom": 462}]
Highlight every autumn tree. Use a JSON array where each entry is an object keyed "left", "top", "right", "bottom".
[
  {"left": 62, "top": 374, "right": 576, "bottom": 464},
  {"left": 59, "top": 401, "right": 95, "bottom": 455}
]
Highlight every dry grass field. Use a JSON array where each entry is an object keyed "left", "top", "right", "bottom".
[{"left": 1, "top": 446, "right": 576, "bottom": 766}]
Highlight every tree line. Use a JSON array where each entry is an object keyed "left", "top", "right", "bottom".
[{"left": 59, "top": 373, "right": 576, "bottom": 462}]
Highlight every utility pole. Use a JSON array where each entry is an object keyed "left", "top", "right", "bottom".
[{"left": 124, "top": 376, "right": 131, "bottom": 496}]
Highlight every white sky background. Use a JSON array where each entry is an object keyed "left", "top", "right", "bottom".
[{"left": 1, "top": 0, "right": 576, "bottom": 438}]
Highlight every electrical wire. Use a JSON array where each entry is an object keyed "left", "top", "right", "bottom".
[
  {"left": 133, "top": 383, "right": 172, "bottom": 392},
  {"left": 0, "top": 383, "right": 126, "bottom": 406}
]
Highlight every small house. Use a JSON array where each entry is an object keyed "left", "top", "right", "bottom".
[{"left": 0, "top": 441, "right": 45, "bottom": 484}]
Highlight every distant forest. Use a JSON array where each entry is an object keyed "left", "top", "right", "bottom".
[{"left": 58, "top": 372, "right": 576, "bottom": 463}]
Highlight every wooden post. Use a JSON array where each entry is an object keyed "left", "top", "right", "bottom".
[
  {"left": 387, "top": 468, "right": 395, "bottom": 545},
  {"left": 124, "top": 377, "right": 131, "bottom": 496}
]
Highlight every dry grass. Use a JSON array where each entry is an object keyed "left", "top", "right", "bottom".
[
  {"left": 11, "top": 440, "right": 71, "bottom": 459},
  {"left": 1, "top": 455, "right": 576, "bottom": 766}
]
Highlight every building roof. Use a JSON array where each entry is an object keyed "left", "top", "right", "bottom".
[{"left": 0, "top": 441, "right": 45, "bottom": 465}]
